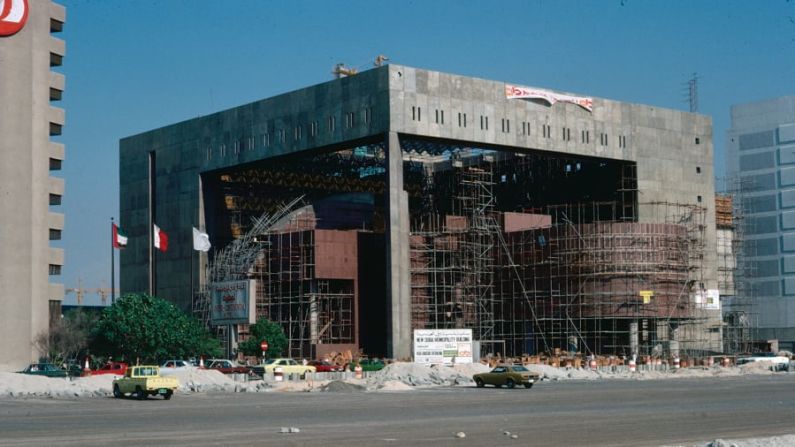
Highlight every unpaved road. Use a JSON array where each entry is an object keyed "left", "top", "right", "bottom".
[{"left": 1, "top": 375, "right": 794, "bottom": 446}]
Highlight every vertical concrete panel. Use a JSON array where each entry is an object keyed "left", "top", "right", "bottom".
[{"left": 385, "top": 132, "right": 411, "bottom": 359}]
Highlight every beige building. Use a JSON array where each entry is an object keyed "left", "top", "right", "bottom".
[{"left": 0, "top": 1, "right": 66, "bottom": 370}]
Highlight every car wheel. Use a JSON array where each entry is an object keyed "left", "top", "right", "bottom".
[
  {"left": 163, "top": 390, "right": 173, "bottom": 400},
  {"left": 475, "top": 378, "right": 485, "bottom": 388},
  {"left": 506, "top": 379, "right": 516, "bottom": 389},
  {"left": 134, "top": 387, "right": 146, "bottom": 400},
  {"left": 524, "top": 383, "right": 533, "bottom": 389},
  {"left": 113, "top": 384, "right": 122, "bottom": 398}
]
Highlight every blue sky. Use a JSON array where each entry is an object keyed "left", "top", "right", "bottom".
[{"left": 54, "top": 0, "right": 795, "bottom": 304}]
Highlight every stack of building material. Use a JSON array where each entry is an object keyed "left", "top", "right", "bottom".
[{"left": 715, "top": 194, "right": 733, "bottom": 228}]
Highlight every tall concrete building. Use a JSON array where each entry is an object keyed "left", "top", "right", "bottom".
[
  {"left": 726, "top": 96, "right": 795, "bottom": 350},
  {"left": 121, "top": 65, "right": 722, "bottom": 359},
  {"left": 0, "top": 1, "right": 66, "bottom": 370}
]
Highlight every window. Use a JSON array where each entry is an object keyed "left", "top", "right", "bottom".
[
  {"left": 457, "top": 113, "right": 467, "bottom": 127},
  {"left": 581, "top": 130, "right": 590, "bottom": 144},
  {"left": 310, "top": 121, "right": 318, "bottom": 137},
  {"left": 600, "top": 133, "right": 608, "bottom": 146},
  {"left": 412, "top": 106, "right": 421, "bottom": 121},
  {"left": 328, "top": 115, "right": 336, "bottom": 133},
  {"left": 697, "top": 195, "right": 703, "bottom": 203},
  {"left": 263, "top": 133, "right": 271, "bottom": 147},
  {"left": 480, "top": 115, "right": 489, "bottom": 130},
  {"left": 562, "top": 127, "right": 571, "bottom": 141},
  {"left": 364, "top": 107, "right": 372, "bottom": 125},
  {"left": 501, "top": 119, "right": 510, "bottom": 133},
  {"left": 206, "top": 146, "right": 212, "bottom": 160},
  {"left": 49, "top": 158, "right": 62, "bottom": 171},
  {"left": 542, "top": 124, "right": 551, "bottom": 138},
  {"left": 248, "top": 136, "right": 254, "bottom": 150},
  {"left": 278, "top": 129, "right": 286, "bottom": 143},
  {"left": 49, "top": 229, "right": 61, "bottom": 240},
  {"left": 220, "top": 144, "right": 226, "bottom": 157},
  {"left": 618, "top": 135, "right": 627, "bottom": 148},
  {"left": 345, "top": 112, "right": 355, "bottom": 128},
  {"left": 234, "top": 140, "right": 240, "bottom": 154},
  {"left": 48, "top": 264, "right": 61, "bottom": 276},
  {"left": 49, "top": 194, "right": 61, "bottom": 206},
  {"left": 696, "top": 166, "right": 701, "bottom": 174},
  {"left": 435, "top": 109, "right": 444, "bottom": 124},
  {"left": 695, "top": 137, "right": 700, "bottom": 145}
]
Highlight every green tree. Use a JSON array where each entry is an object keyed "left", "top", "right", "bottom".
[
  {"left": 91, "top": 293, "right": 221, "bottom": 362},
  {"left": 237, "top": 318, "right": 288, "bottom": 358}
]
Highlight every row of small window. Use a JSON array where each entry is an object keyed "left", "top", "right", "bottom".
[
  {"left": 206, "top": 108, "right": 373, "bottom": 160},
  {"left": 411, "top": 106, "right": 626, "bottom": 147}
]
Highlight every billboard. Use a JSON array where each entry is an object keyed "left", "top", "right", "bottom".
[
  {"left": 505, "top": 84, "right": 593, "bottom": 112},
  {"left": 413, "top": 329, "right": 473, "bottom": 365},
  {"left": 210, "top": 280, "right": 256, "bottom": 325}
]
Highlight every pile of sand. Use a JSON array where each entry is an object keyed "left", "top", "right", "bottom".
[{"left": 365, "top": 362, "right": 490, "bottom": 389}]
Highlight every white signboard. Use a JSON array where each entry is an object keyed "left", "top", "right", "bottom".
[
  {"left": 505, "top": 84, "right": 594, "bottom": 112},
  {"left": 693, "top": 289, "right": 721, "bottom": 310},
  {"left": 210, "top": 280, "right": 256, "bottom": 325},
  {"left": 413, "top": 329, "right": 473, "bottom": 365}
]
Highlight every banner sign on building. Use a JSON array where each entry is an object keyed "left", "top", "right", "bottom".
[
  {"left": 505, "top": 84, "right": 594, "bottom": 112},
  {"left": 210, "top": 280, "right": 256, "bottom": 325},
  {"left": 413, "top": 329, "right": 473, "bottom": 365},
  {"left": 693, "top": 289, "right": 721, "bottom": 310}
]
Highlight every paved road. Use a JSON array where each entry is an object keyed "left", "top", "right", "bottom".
[{"left": 1, "top": 375, "right": 794, "bottom": 446}]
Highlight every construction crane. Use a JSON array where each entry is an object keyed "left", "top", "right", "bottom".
[{"left": 65, "top": 278, "right": 116, "bottom": 305}]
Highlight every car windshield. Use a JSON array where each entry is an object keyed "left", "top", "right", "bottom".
[{"left": 262, "top": 359, "right": 276, "bottom": 365}]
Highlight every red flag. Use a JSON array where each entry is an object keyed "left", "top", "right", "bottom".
[{"left": 153, "top": 224, "right": 168, "bottom": 252}]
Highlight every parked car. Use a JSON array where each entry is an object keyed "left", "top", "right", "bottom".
[
  {"left": 473, "top": 364, "right": 540, "bottom": 389},
  {"left": 18, "top": 363, "right": 68, "bottom": 378},
  {"left": 251, "top": 358, "right": 316, "bottom": 378},
  {"left": 91, "top": 361, "right": 128, "bottom": 376},
  {"left": 308, "top": 360, "right": 341, "bottom": 372},
  {"left": 350, "top": 358, "right": 386, "bottom": 372},
  {"left": 736, "top": 353, "right": 790, "bottom": 371},
  {"left": 112, "top": 365, "right": 179, "bottom": 400},
  {"left": 205, "top": 359, "right": 251, "bottom": 375},
  {"left": 159, "top": 359, "right": 194, "bottom": 374}
]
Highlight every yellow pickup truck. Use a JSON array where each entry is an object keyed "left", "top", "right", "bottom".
[{"left": 112, "top": 365, "right": 179, "bottom": 400}]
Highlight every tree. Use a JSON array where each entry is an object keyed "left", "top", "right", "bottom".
[
  {"left": 237, "top": 318, "right": 288, "bottom": 358},
  {"left": 91, "top": 293, "right": 221, "bottom": 362},
  {"left": 33, "top": 309, "right": 96, "bottom": 364}
]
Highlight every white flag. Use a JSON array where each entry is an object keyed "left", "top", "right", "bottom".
[{"left": 192, "top": 227, "right": 211, "bottom": 252}]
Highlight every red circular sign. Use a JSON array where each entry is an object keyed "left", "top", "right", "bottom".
[
  {"left": 260, "top": 341, "right": 269, "bottom": 351},
  {"left": 0, "top": 0, "right": 29, "bottom": 37}
]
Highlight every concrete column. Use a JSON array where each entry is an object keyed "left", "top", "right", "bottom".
[
  {"left": 629, "top": 320, "right": 639, "bottom": 358},
  {"left": 385, "top": 132, "right": 412, "bottom": 359},
  {"left": 670, "top": 326, "right": 681, "bottom": 358}
]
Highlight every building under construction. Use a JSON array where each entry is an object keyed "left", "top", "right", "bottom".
[{"left": 120, "top": 65, "right": 723, "bottom": 360}]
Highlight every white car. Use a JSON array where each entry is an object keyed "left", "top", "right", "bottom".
[
  {"left": 159, "top": 359, "right": 195, "bottom": 374},
  {"left": 736, "top": 354, "right": 790, "bottom": 371}
]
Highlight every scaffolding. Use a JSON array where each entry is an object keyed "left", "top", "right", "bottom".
[
  {"left": 249, "top": 227, "right": 357, "bottom": 359},
  {"left": 408, "top": 151, "right": 712, "bottom": 359},
  {"left": 719, "top": 176, "right": 759, "bottom": 354}
]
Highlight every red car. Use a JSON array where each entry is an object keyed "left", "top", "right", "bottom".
[
  {"left": 91, "top": 362, "right": 128, "bottom": 376},
  {"left": 206, "top": 359, "right": 252, "bottom": 375},
  {"left": 308, "top": 360, "right": 342, "bottom": 372}
]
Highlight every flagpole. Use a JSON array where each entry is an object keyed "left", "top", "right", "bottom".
[{"left": 111, "top": 217, "right": 115, "bottom": 305}]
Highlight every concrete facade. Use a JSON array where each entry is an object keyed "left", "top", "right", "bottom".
[
  {"left": 120, "top": 65, "right": 720, "bottom": 358},
  {"left": 726, "top": 96, "right": 795, "bottom": 349},
  {"left": 0, "top": 1, "right": 66, "bottom": 370}
]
